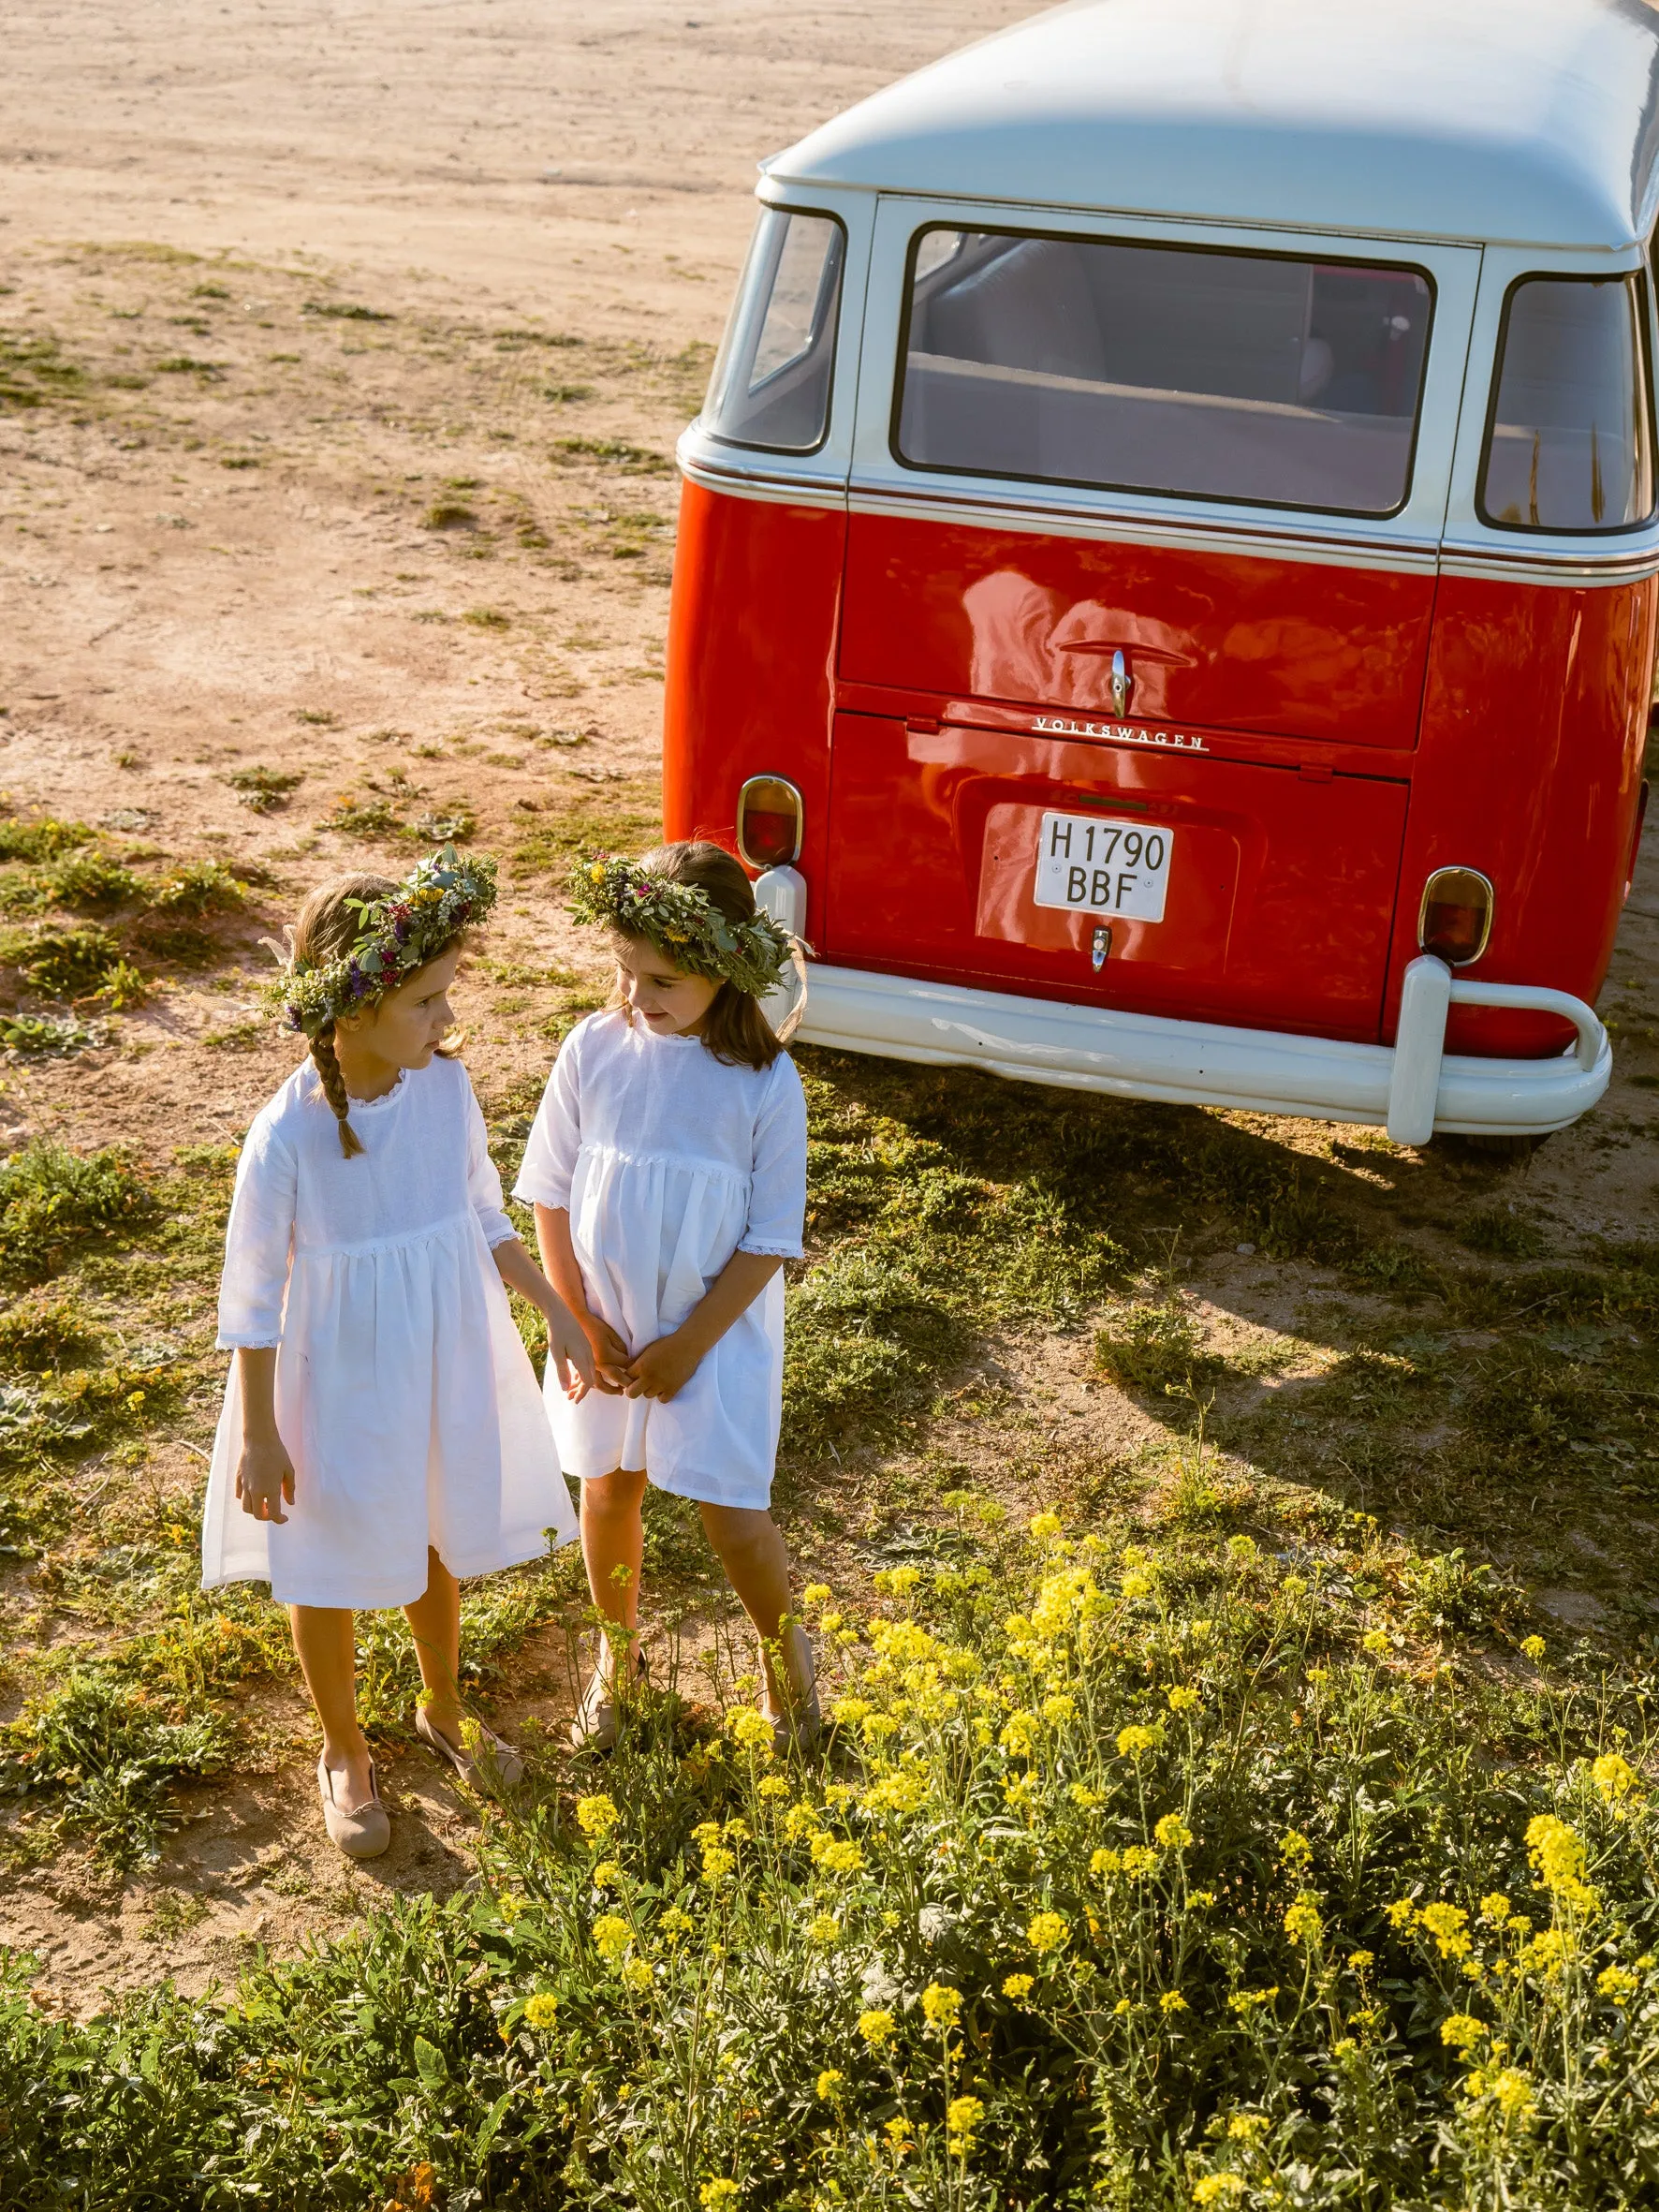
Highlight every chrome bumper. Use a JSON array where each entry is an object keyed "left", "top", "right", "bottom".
[{"left": 786, "top": 955, "right": 1609, "bottom": 1141}]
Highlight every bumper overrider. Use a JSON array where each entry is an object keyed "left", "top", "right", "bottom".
[{"left": 755, "top": 873, "right": 1608, "bottom": 1141}]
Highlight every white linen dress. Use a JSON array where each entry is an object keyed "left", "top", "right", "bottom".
[
  {"left": 201, "top": 1054, "right": 578, "bottom": 1609},
  {"left": 512, "top": 1010, "right": 808, "bottom": 1510}
]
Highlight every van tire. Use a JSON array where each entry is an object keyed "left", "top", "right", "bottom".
[{"left": 1436, "top": 1132, "right": 1549, "bottom": 1163}]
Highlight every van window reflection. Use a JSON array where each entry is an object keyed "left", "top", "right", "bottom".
[
  {"left": 896, "top": 228, "right": 1432, "bottom": 518},
  {"left": 704, "top": 208, "right": 844, "bottom": 454},
  {"left": 1479, "top": 274, "right": 1652, "bottom": 534}
]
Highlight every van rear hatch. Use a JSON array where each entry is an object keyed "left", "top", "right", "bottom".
[{"left": 829, "top": 221, "right": 1456, "bottom": 1040}]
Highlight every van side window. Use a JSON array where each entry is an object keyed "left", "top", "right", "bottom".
[
  {"left": 894, "top": 228, "right": 1432, "bottom": 518},
  {"left": 1478, "top": 274, "right": 1653, "bottom": 533},
  {"left": 703, "top": 208, "right": 844, "bottom": 454}
]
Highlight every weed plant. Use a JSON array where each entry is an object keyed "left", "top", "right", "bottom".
[
  {"left": 5, "top": 1525, "right": 1659, "bottom": 2205},
  {"left": 0, "top": 1143, "right": 152, "bottom": 1283}
]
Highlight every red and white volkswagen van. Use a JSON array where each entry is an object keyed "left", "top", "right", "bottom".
[{"left": 663, "top": 0, "right": 1659, "bottom": 1143}]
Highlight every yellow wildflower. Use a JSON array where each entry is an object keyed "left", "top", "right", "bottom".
[
  {"left": 699, "top": 2186, "right": 741, "bottom": 2208},
  {"left": 1154, "top": 1813, "right": 1194, "bottom": 1851},
  {"left": 887, "top": 1564, "right": 922, "bottom": 1596},
  {"left": 1167, "top": 1685, "right": 1201, "bottom": 1712},
  {"left": 857, "top": 2008, "right": 896, "bottom": 2048},
  {"left": 593, "top": 1914, "right": 631, "bottom": 1961},
  {"left": 1117, "top": 1723, "right": 1162, "bottom": 1761},
  {"left": 1192, "top": 2178, "right": 1246, "bottom": 2205},
  {"left": 1419, "top": 1903, "right": 1472, "bottom": 1960},
  {"left": 1386, "top": 1898, "right": 1418, "bottom": 1932},
  {"left": 522, "top": 1992, "right": 559, "bottom": 2029},
  {"left": 1591, "top": 1751, "right": 1640, "bottom": 1806},
  {"left": 830, "top": 1696, "right": 872, "bottom": 1728},
  {"left": 593, "top": 1860, "right": 622, "bottom": 1890},
  {"left": 1000, "top": 1711, "right": 1040, "bottom": 1758},
  {"left": 1069, "top": 1782, "right": 1104, "bottom": 1807},
  {"left": 727, "top": 1708, "right": 774, "bottom": 1754},
  {"left": 1478, "top": 1893, "right": 1512, "bottom": 1926},
  {"left": 1003, "top": 1973, "right": 1035, "bottom": 2001},
  {"left": 1439, "top": 2013, "right": 1485, "bottom": 2052},
  {"left": 575, "top": 1794, "right": 620, "bottom": 1843},
  {"left": 1122, "top": 1845, "right": 1158, "bottom": 1878},
  {"left": 1362, "top": 1630, "right": 1390, "bottom": 1657},
  {"left": 1027, "top": 1911, "right": 1069, "bottom": 1956},
  {"left": 756, "top": 1775, "right": 791, "bottom": 1801},
  {"left": 1520, "top": 1634, "right": 1546, "bottom": 1662},
  {"left": 865, "top": 1768, "right": 928, "bottom": 1818},
  {"left": 1091, "top": 1848, "right": 1122, "bottom": 1880},
  {"left": 946, "top": 2094, "right": 984, "bottom": 2151},
  {"left": 811, "top": 1836, "right": 864, "bottom": 1878},
  {"left": 816, "top": 2069, "right": 845, "bottom": 2103},
  {"left": 1227, "top": 2116, "right": 1270, "bottom": 2142},
  {"left": 1525, "top": 1814, "right": 1599, "bottom": 1913},
  {"left": 660, "top": 1908, "right": 693, "bottom": 1943},
  {"left": 1278, "top": 1830, "right": 1313, "bottom": 1867},
  {"left": 1598, "top": 1964, "right": 1639, "bottom": 2005},
  {"left": 1029, "top": 1512, "right": 1064, "bottom": 1541},
  {"left": 1041, "top": 1692, "right": 1077, "bottom": 1726},
  {"left": 1159, "top": 1990, "right": 1188, "bottom": 2014},
  {"left": 801, "top": 1583, "right": 832, "bottom": 1606},
  {"left": 1284, "top": 1894, "right": 1324, "bottom": 1948},
  {"left": 922, "top": 1983, "right": 963, "bottom": 2028},
  {"left": 699, "top": 1846, "right": 736, "bottom": 1885},
  {"left": 620, "top": 1957, "right": 653, "bottom": 1993},
  {"left": 1121, "top": 1571, "right": 1153, "bottom": 1600}
]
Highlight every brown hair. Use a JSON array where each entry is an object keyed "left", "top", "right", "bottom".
[
  {"left": 289, "top": 871, "right": 470, "bottom": 1158},
  {"left": 605, "top": 841, "right": 785, "bottom": 1071}
]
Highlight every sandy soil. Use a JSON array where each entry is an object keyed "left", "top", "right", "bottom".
[
  {"left": 0, "top": 0, "right": 1039, "bottom": 2017},
  {"left": 4, "top": 0, "right": 1658, "bottom": 2017}
]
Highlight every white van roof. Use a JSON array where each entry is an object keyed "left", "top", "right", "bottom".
[{"left": 767, "top": 0, "right": 1659, "bottom": 254}]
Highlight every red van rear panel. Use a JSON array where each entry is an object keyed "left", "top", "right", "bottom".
[
  {"left": 839, "top": 512, "right": 1436, "bottom": 747},
  {"left": 824, "top": 714, "right": 1408, "bottom": 1040}
]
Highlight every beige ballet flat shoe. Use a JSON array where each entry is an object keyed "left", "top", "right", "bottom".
[
  {"left": 317, "top": 1753, "right": 390, "bottom": 1860},
  {"left": 569, "top": 1654, "right": 650, "bottom": 1753},
  {"left": 416, "top": 1706, "right": 523, "bottom": 1797}
]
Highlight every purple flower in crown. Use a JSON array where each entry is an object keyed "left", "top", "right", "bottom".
[{"left": 285, "top": 1004, "right": 303, "bottom": 1032}]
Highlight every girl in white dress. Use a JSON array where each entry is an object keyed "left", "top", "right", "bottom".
[
  {"left": 513, "top": 841, "right": 815, "bottom": 1749},
  {"left": 202, "top": 850, "right": 591, "bottom": 1858}
]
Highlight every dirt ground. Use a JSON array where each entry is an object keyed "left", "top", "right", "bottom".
[{"left": 3, "top": 0, "right": 1658, "bottom": 2017}]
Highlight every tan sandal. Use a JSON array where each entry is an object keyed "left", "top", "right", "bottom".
[
  {"left": 317, "top": 1753, "right": 390, "bottom": 1860},
  {"left": 416, "top": 1706, "right": 523, "bottom": 1796},
  {"left": 569, "top": 1653, "right": 650, "bottom": 1753},
  {"left": 767, "top": 1627, "right": 822, "bottom": 1752}
]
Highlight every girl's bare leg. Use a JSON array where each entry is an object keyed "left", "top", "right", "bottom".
[
  {"left": 404, "top": 1547, "right": 464, "bottom": 1746},
  {"left": 581, "top": 1467, "right": 649, "bottom": 1682},
  {"left": 290, "top": 1604, "right": 374, "bottom": 1807},
  {"left": 698, "top": 1503, "right": 813, "bottom": 1718}
]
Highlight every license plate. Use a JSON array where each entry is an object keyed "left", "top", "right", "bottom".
[{"left": 1033, "top": 811, "right": 1172, "bottom": 922}]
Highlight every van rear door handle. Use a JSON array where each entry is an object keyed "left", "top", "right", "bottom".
[{"left": 1056, "top": 642, "right": 1132, "bottom": 715}]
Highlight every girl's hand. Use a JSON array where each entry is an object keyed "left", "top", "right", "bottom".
[
  {"left": 549, "top": 1309, "right": 598, "bottom": 1400},
  {"left": 582, "top": 1314, "right": 633, "bottom": 1395},
  {"left": 624, "top": 1332, "right": 703, "bottom": 1403},
  {"left": 237, "top": 1434, "right": 295, "bottom": 1524}
]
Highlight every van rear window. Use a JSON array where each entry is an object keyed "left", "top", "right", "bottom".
[
  {"left": 703, "top": 208, "right": 844, "bottom": 455},
  {"left": 895, "top": 229, "right": 1432, "bottom": 517},
  {"left": 1478, "top": 274, "right": 1653, "bottom": 534}
]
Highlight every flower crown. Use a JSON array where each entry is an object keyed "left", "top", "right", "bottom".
[
  {"left": 568, "top": 851, "right": 794, "bottom": 997},
  {"left": 269, "top": 848, "right": 497, "bottom": 1038}
]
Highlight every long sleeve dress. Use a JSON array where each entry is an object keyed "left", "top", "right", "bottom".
[
  {"left": 512, "top": 1010, "right": 808, "bottom": 1511},
  {"left": 200, "top": 1054, "right": 578, "bottom": 1610}
]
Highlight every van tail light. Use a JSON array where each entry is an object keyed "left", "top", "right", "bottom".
[
  {"left": 1417, "top": 866, "right": 1494, "bottom": 966},
  {"left": 736, "top": 775, "right": 803, "bottom": 870},
  {"left": 1625, "top": 780, "right": 1650, "bottom": 901}
]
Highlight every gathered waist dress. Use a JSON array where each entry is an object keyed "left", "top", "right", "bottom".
[{"left": 201, "top": 1054, "right": 576, "bottom": 1610}]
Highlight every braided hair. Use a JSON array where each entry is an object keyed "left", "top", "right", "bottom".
[{"left": 289, "top": 873, "right": 397, "bottom": 1158}]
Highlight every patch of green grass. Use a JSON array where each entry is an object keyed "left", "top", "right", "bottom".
[
  {"left": 462, "top": 606, "right": 510, "bottom": 629},
  {"left": 1459, "top": 1204, "right": 1548, "bottom": 1260},
  {"left": 0, "top": 848, "right": 143, "bottom": 915},
  {"left": 0, "top": 1670, "right": 231, "bottom": 1865},
  {"left": 322, "top": 797, "right": 404, "bottom": 839},
  {"left": 1095, "top": 1297, "right": 1211, "bottom": 1394},
  {"left": 0, "top": 1143, "right": 153, "bottom": 1284},
  {"left": 423, "top": 499, "right": 477, "bottom": 531},
  {"left": 551, "top": 435, "right": 673, "bottom": 476},
  {"left": 302, "top": 299, "right": 393, "bottom": 322},
  {"left": 0, "top": 327, "right": 88, "bottom": 410},
  {"left": 0, "top": 921, "right": 142, "bottom": 1001},
  {"left": 224, "top": 765, "right": 303, "bottom": 812},
  {"left": 0, "top": 1011, "right": 105, "bottom": 1057},
  {"left": 0, "top": 818, "right": 94, "bottom": 863},
  {"left": 146, "top": 860, "right": 245, "bottom": 915},
  {"left": 0, "top": 1294, "right": 101, "bottom": 1372},
  {"left": 510, "top": 789, "right": 663, "bottom": 882}
]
